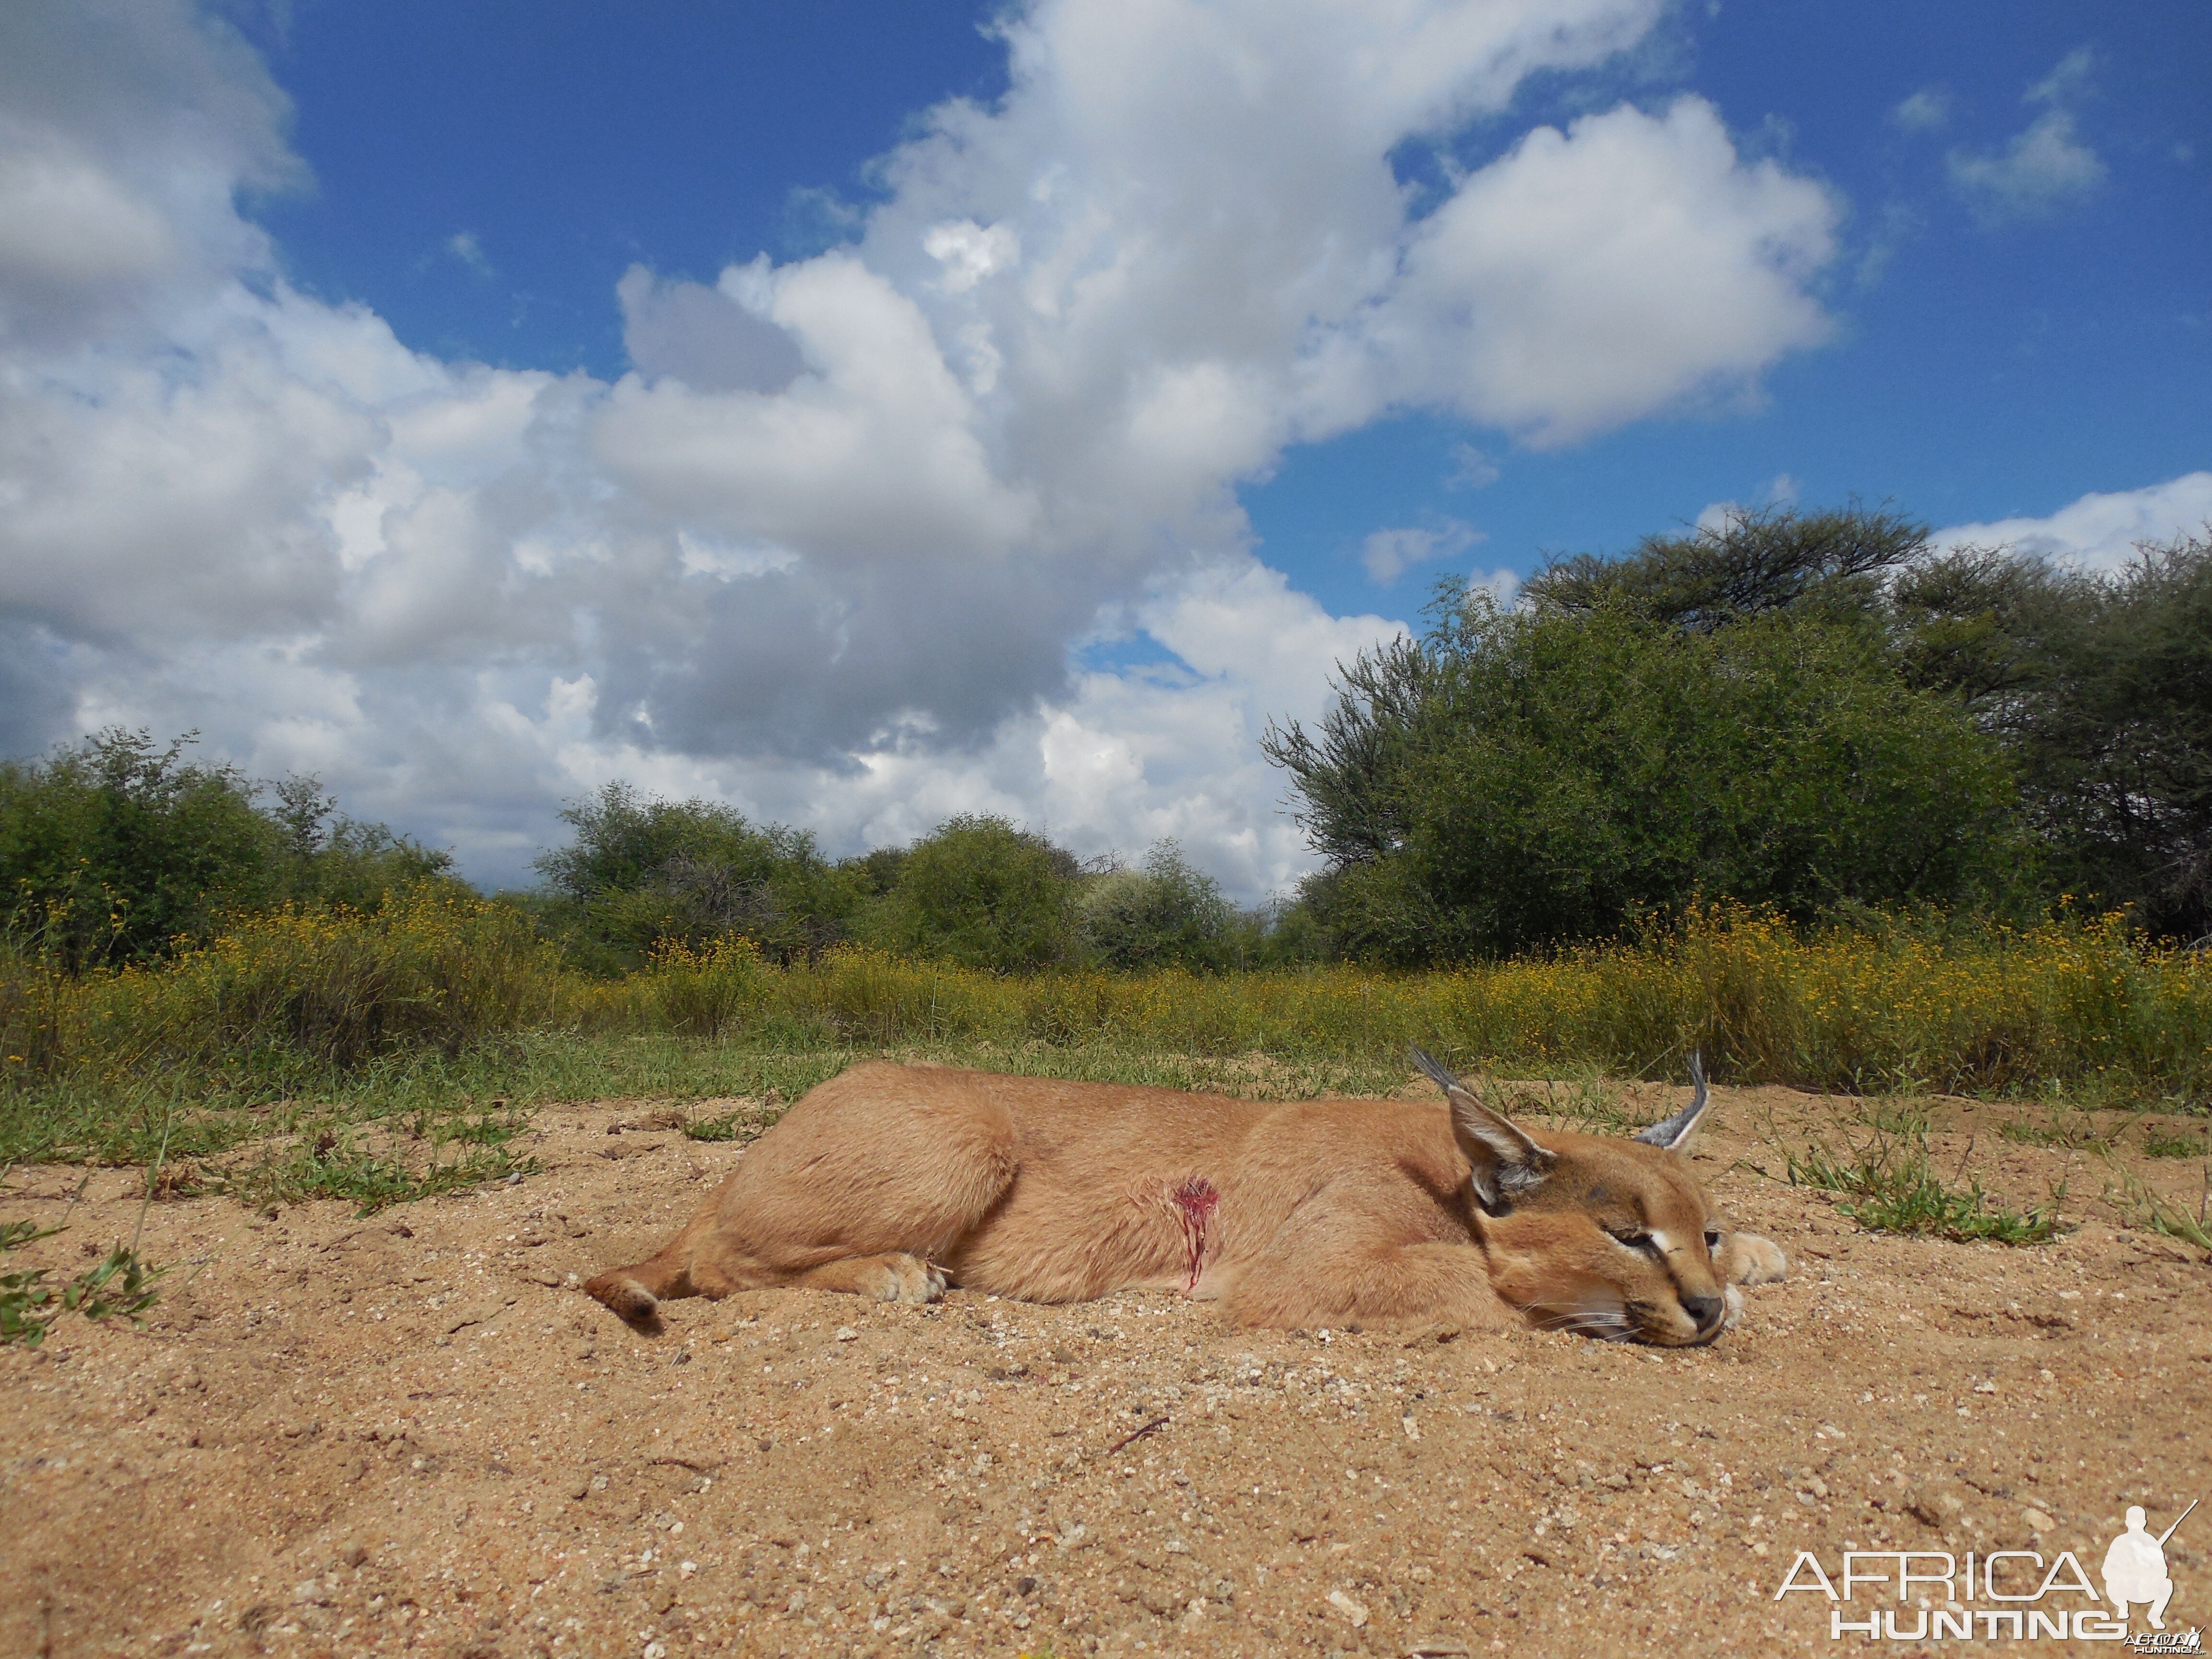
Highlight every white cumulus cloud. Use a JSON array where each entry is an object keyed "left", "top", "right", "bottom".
[
  {"left": 0, "top": 0, "right": 1857, "bottom": 896},
  {"left": 1891, "top": 88, "right": 1951, "bottom": 132},
  {"left": 1948, "top": 48, "right": 2105, "bottom": 226},
  {"left": 1361, "top": 519, "right": 1484, "bottom": 584},
  {"left": 1377, "top": 98, "right": 1838, "bottom": 445},
  {"left": 1931, "top": 471, "right": 2212, "bottom": 572}
]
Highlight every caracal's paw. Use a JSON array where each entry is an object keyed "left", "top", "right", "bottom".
[
  {"left": 1721, "top": 1231, "right": 1787, "bottom": 1287},
  {"left": 869, "top": 1253, "right": 949, "bottom": 1304}
]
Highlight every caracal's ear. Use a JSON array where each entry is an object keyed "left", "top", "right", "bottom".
[
  {"left": 1633, "top": 1049, "right": 1712, "bottom": 1153},
  {"left": 1410, "top": 1046, "right": 1556, "bottom": 1211}
]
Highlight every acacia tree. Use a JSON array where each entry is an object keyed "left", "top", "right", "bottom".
[
  {"left": 1522, "top": 503, "right": 1929, "bottom": 629},
  {"left": 1264, "top": 508, "right": 2032, "bottom": 962},
  {"left": 1896, "top": 533, "right": 2212, "bottom": 938}
]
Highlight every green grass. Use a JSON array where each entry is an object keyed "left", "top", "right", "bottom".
[
  {"left": 1477, "top": 1068, "right": 1648, "bottom": 1135},
  {"left": 0, "top": 1032, "right": 859, "bottom": 1168},
  {"left": 2142, "top": 1121, "right": 2212, "bottom": 1159},
  {"left": 2108, "top": 1166, "right": 2212, "bottom": 1250},
  {"left": 1784, "top": 1126, "right": 2064, "bottom": 1245},
  {"left": 16, "top": 900, "right": 2212, "bottom": 1113},
  {"left": 1861, "top": 1101, "right": 1933, "bottom": 1136},
  {"left": 215, "top": 1128, "right": 540, "bottom": 1218},
  {"left": 682, "top": 1111, "right": 767, "bottom": 1143},
  {"left": 433, "top": 1104, "right": 532, "bottom": 1145},
  {"left": 0, "top": 1214, "right": 165, "bottom": 1348},
  {"left": 1996, "top": 1112, "right": 2116, "bottom": 1153}
]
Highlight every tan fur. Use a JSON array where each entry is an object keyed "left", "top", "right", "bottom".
[{"left": 585, "top": 1060, "right": 1786, "bottom": 1343}]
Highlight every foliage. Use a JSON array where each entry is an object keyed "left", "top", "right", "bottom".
[
  {"left": 1901, "top": 533, "right": 2212, "bottom": 939},
  {"left": 1076, "top": 841, "right": 1241, "bottom": 970},
  {"left": 615, "top": 904, "right": 2212, "bottom": 1101},
  {"left": 0, "top": 730, "right": 282, "bottom": 968},
  {"left": 532, "top": 781, "right": 859, "bottom": 972},
  {"left": 0, "top": 730, "right": 456, "bottom": 974},
  {"left": 0, "top": 1034, "right": 864, "bottom": 1171},
  {"left": 839, "top": 845, "right": 913, "bottom": 897},
  {"left": 217, "top": 1123, "right": 537, "bottom": 1217},
  {"left": 0, "top": 1216, "right": 165, "bottom": 1348},
  {"left": 681, "top": 1112, "right": 764, "bottom": 1143},
  {"left": 530, "top": 788, "right": 1300, "bottom": 975},
  {"left": 1996, "top": 1111, "right": 2112, "bottom": 1153},
  {"left": 12, "top": 901, "right": 2210, "bottom": 1130},
  {"left": 858, "top": 814, "right": 1080, "bottom": 971},
  {"left": 604, "top": 936, "right": 772, "bottom": 1037},
  {"left": 1267, "top": 589, "right": 2027, "bottom": 962},
  {"left": 1784, "top": 1130, "right": 2063, "bottom": 1244},
  {"left": 2109, "top": 1169, "right": 2212, "bottom": 1251},
  {"left": 1271, "top": 511, "right": 2212, "bottom": 958},
  {"left": 53, "top": 886, "right": 565, "bottom": 1078},
  {"left": 2141, "top": 1121, "right": 2210, "bottom": 1159},
  {"left": 1523, "top": 503, "right": 1928, "bottom": 629},
  {"left": 264, "top": 775, "right": 458, "bottom": 910},
  {"left": 1889, "top": 543, "right": 2096, "bottom": 716}
]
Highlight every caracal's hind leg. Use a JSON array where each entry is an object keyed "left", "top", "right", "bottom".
[{"left": 585, "top": 1064, "right": 1017, "bottom": 1329}]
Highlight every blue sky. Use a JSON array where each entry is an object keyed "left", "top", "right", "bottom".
[{"left": 3, "top": 2, "right": 2208, "bottom": 894}]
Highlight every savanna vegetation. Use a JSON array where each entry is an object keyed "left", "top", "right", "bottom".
[
  {"left": 1265, "top": 509, "right": 2212, "bottom": 959},
  {"left": 3, "top": 509, "right": 2208, "bottom": 1244}
]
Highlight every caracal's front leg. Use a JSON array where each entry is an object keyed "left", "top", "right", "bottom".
[
  {"left": 1223, "top": 1238, "right": 1522, "bottom": 1329},
  {"left": 1718, "top": 1230, "right": 1787, "bottom": 1286},
  {"left": 1219, "top": 1184, "right": 1523, "bottom": 1330},
  {"left": 787, "top": 1252, "right": 948, "bottom": 1304}
]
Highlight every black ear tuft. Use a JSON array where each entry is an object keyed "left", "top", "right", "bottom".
[
  {"left": 1414, "top": 1043, "right": 1555, "bottom": 1209},
  {"left": 1409, "top": 1045, "right": 1460, "bottom": 1094},
  {"left": 1633, "top": 1049, "right": 1712, "bottom": 1152}
]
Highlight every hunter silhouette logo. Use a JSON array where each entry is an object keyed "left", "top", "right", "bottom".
[
  {"left": 2105, "top": 1502, "right": 2194, "bottom": 1633},
  {"left": 1773, "top": 1498, "right": 2199, "bottom": 1645}
]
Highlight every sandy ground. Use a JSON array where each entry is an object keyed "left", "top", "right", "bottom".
[{"left": 2, "top": 1073, "right": 2207, "bottom": 1659}]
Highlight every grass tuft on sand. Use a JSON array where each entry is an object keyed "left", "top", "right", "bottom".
[{"left": 1784, "top": 1125, "right": 2064, "bottom": 1245}]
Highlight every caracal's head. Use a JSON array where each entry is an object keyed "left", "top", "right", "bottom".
[{"left": 1413, "top": 1048, "right": 1745, "bottom": 1346}]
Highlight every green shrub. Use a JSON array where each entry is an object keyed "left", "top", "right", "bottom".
[
  {"left": 621, "top": 936, "right": 772, "bottom": 1037},
  {"left": 264, "top": 776, "right": 457, "bottom": 909},
  {"left": 0, "top": 1218, "right": 164, "bottom": 1348},
  {"left": 0, "top": 731, "right": 456, "bottom": 969},
  {"left": 533, "top": 781, "right": 859, "bottom": 971},
  {"left": 1077, "top": 842, "right": 1239, "bottom": 970},
  {"left": 859, "top": 815, "right": 1078, "bottom": 971},
  {"left": 0, "top": 730, "right": 279, "bottom": 967}
]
